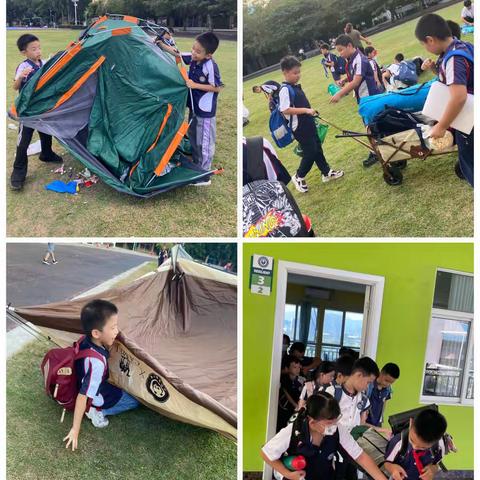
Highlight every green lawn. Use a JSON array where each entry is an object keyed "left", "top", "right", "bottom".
[
  {"left": 7, "top": 261, "right": 236, "bottom": 479},
  {"left": 244, "top": 3, "right": 473, "bottom": 237},
  {"left": 6, "top": 31, "right": 237, "bottom": 237}
]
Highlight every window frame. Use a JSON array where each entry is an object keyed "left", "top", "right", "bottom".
[{"left": 420, "top": 268, "right": 474, "bottom": 406}]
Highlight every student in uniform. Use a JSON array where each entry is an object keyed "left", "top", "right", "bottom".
[
  {"left": 333, "top": 354, "right": 355, "bottom": 386},
  {"left": 277, "top": 355, "right": 304, "bottom": 431},
  {"left": 384, "top": 409, "right": 448, "bottom": 480},
  {"left": 289, "top": 342, "right": 321, "bottom": 375},
  {"left": 366, "top": 362, "right": 400, "bottom": 427},
  {"left": 262, "top": 393, "right": 388, "bottom": 480},
  {"left": 298, "top": 361, "right": 336, "bottom": 409}
]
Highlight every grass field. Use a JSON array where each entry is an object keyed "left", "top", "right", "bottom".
[
  {"left": 6, "top": 32, "right": 237, "bottom": 237},
  {"left": 7, "top": 261, "right": 237, "bottom": 479},
  {"left": 244, "top": 3, "right": 473, "bottom": 237}
]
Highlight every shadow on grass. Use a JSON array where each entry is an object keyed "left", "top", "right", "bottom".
[{"left": 7, "top": 340, "right": 236, "bottom": 480}]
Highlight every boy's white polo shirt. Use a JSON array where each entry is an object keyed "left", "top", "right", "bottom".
[
  {"left": 322, "top": 384, "right": 370, "bottom": 431},
  {"left": 279, "top": 85, "right": 298, "bottom": 132}
]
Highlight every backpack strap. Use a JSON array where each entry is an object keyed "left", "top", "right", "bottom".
[
  {"left": 395, "top": 428, "right": 410, "bottom": 463},
  {"left": 245, "top": 137, "right": 266, "bottom": 182},
  {"left": 443, "top": 45, "right": 474, "bottom": 66},
  {"left": 333, "top": 384, "right": 343, "bottom": 402},
  {"left": 280, "top": 83, "right": 296, "bottom": 108},
  {"left": 75, "top": 347, "right": 108, "bottom": 379}
]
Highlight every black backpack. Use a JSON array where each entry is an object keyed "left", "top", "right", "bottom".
[{"left": 243, "top": 180, "right": 314, "bottom": 237}]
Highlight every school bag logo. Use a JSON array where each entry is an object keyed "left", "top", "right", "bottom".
[
  {"left": 269, "top": 84, "right": 296, "bottom": 148},
  {"left": 146, "top": 373, "right": 170, "bottom": 403}
]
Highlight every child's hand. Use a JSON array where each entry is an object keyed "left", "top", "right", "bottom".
[
  {"left": 63, "top": 428, "right": 79, "bottom": 451},
  {"left": 421, "top": 58, "right": 435, "bottom": 71},
  {"left": 186, "top": 79, "right": 196, "bottom": 89},
  {"left": 390, "top": 464, "right": 408, "bottom": 480},
  {"left": 21, "top": 67, "right": 33, "bottom": 78},
  {"left": 305, "top": 108, "right": 316, "bottom": 116},
  {"left": 287, "top": 470, "right": 306, "bottom": 480},
  {"left": 329, "top": 93, "right": 342, "bottom": 103},
  {"left": 429, "top": 123, "right": 447, "bottom": 139},
  {"left": 374, "top": 427, "right": 393, "bottom": 438},
  {"left": 419, "top": 465, "right": 437, "bottom": 480}
]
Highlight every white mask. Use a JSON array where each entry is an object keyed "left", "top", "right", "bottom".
[{"left": 323, "top": 425, "right": 338, "bottom": 436}]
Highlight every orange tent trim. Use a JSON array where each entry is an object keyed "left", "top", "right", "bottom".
[
  {"left": 51, "top": 56, "right": 106, "bottom": 110},
  {"left": 35, "top": 42, "right": 83, "bottom": 92},
  {"left": 154, "top": 121, "right": 189, "bottom": 176},
  {"left": 123, "top": 16, "right": 139, "bottom": 24},
  {"left": 111, "top": 27, "right": 132, "bottom": 36},
  {"left": 147, "top": 104, "right": 173, "bottom": 153},
  {"left": 91, "top": 15, "right": 107, "bottom": 28}
]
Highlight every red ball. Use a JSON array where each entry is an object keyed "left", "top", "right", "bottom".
[{"left": 292, "top": 455, "right": 306, "bottom": 470}]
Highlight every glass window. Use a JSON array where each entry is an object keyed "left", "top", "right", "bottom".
[
  {"left": 283, "top": 304, "right": 297, "bottom": 340},
  {"left": 433, "top": 271, "right": 473, "bottom": 313},
  {"left": 343, "top": 312, "right": 363, "bottom": 348},
  {"left": 308, "top": 308, "right": 318, "bottom": 343},
  {"left": 422, "top": 317, "right": 470, "bottom": 398},
  {"left": 322, "top": 309, "right": 342, "bottom": 345}
]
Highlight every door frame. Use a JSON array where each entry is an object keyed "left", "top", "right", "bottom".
[{"left": 263, "top": 260, "right": 385, "bottom": 480}]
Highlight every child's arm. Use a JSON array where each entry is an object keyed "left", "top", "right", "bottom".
[
  {"left": 13, "top": 67, "right": 33, "bottom": 91},
  {"left": 329, "top": 75, "right": 362, "bottom": 103},
  {"left": 420, "top": 464, "right": 440, "bottom": 480},
  {"left": 283, "top": 388, "right": 298, "bottom": 409},
  {"left": 429, "top": 84, "right": 468, "bottom": 138},
  {"left": 185, "top": 79, "right": 222, "bottom": 93},
  {"left": 356, "top": 452, "right": 390, "bottom": 480},
  {"left": 384, "top": 462, "right": 408, "bottom": 480},
  {"left": 282, "top": 107, "right": 316, "bottom": 116},
  {"left": 156, "top": 41, "right": 180, "bottom": 57},
  {"left": 63, "top": 393, "right": 88, "bottom": 451}
]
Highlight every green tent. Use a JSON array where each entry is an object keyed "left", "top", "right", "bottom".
[{"left": 10, "top": 14, "right": 214, "bottom": 197}]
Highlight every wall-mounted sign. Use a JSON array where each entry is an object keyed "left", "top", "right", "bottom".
[{"left": 250, "top": 255, "right": 274, "bottom": 295}]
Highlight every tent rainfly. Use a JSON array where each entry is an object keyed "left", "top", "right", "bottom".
[
  {"left": 9, "top": 14, "right": 216, "bottom": 197},
  {"left": 8, "top": 246, "right": 237, "bottom": 440}
]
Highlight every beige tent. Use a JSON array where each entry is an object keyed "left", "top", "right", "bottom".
[{"left": 9, "top": 246, "right": 237, "bottom": 440}]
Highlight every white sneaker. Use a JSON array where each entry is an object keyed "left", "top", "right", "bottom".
[
  {"left": 191, "top": 179, "right": 211, "bottom": 186},
  {"left": 322, "top": 169, "right": 345, "bottom": 183},
  {"left": 291, "top": 174, "right": 308, "bottom": 193},
  {"left": 42, "top": 260, "right": 50, "bottom": 265},
  {"left": 86, "top": 407, "right": 109, "bottom": 428}
]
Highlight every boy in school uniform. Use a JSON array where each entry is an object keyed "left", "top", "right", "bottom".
[
  {"left": 330, "top": 35, "right": 382, "bottom": 167},
  {"left": 11, "top": 34, "right": 63, "bottom": 190},
  {"left": 320, "top": 357, "right": 380, "bottom": 480},
  {"left": 364, "top": 46, "right": 384, "bottom": 91},
  {"left": 366, "top": 362, "right": 400, "bottom": 427},
  {"left": 382, "top": 53, "right": 409, "bottom": 91},
  {"left": 415, "top": 13, "right": 474, "bottom": 187},
  {"left": 289, "top": 341, "right": 321, "bottom": 375},
  {"left": 277, "top": 355, "right": 304, "bottom": 431},
  {"left": 182, "top": 32, "right": 223, "bottom": 185},
  {"left": 63, "top": 300, "right": 140, "bottom": 451},
  {"left": 320, "top": 44, "right": 344, "bottom": 84},
  {"left": 384, "top": 409, "right": 448, "bottom": 480},
  {"left": 333, "top": 354, "right": 355, "bottom": 386},
  {"left": 279, "top": 56, "right": 344, "bottom": 193}
]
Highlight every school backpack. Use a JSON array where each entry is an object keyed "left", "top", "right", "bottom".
[
  {"left": 395, "top": 60, "right": 418, "bottom": 86},
  {"left": 243, "top": 136, "right": 291, "bottom": 186},
  {"left": 41, "top": 336, "right": 106, "bottom": 420},
  {"left": 242, "top": 180, "right": 314, "bottom": 237},
  {"left": 440, "top": 43, "right": 474, "bottom": 88},
  {"left": 269, "top": 83, "right": 296, "bottom": 148}
]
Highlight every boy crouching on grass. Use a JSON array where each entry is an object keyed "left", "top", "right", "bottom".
[
  {"left": 279, "top": 56, "right": 344, "bottom": 193},
  {"left": 415, "top": 14, "right": 474, "bottom": 187},
  {"left": 64, "top": 300, "right": 139, "bottom": 451}
]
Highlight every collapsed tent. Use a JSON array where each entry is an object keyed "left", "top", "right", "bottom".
[
  {"left": 8, "top": 246, "right": 237, "bottom": 440},
  {"left": 9, "top": 14, "right": 214, "bottom": 197}
]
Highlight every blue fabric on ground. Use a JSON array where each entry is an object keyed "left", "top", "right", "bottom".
[{"left": 44, "top": 180, "right": 78, "bottom": 194}]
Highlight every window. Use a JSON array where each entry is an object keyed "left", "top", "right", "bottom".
[
  {"left": 421, "top": 270, "right": 473, "bottom": 405},
  {"left": 319, "top": 309, "right": 363, "bottom": 361},
  {"left": 283, "top": 303, "right": 298, "bottom": 341}
]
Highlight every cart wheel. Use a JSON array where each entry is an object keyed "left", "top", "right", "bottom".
[
  {"left": 392, "top": 160, "right": 407, "bottom": 170},
  {"left": 454, "top": 161, "right": 465, "bottom": 180},
  {"left": 383, "top": 165, "right": 403, "bottom": 186}
]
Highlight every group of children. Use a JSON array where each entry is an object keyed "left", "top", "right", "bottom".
[
  {"left": 275, "top": 13, "right": 473, "bottom": 188},
  {"left": 11, "top": 27, "right": 223, "bottom": 190},
  {"left": 266, "top": 339, "right": 449, "bottom": 480}
]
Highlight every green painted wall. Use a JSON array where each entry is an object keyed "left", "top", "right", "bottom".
[{"left": 243, "top": 243, "right": 473, "bottom": 472}]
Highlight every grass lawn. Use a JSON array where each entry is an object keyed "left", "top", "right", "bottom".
[
  {"left": 7, "top": 260, "right": 236, "bottom": 479},
  {"left": 6, "top": 32, "right": 237, "bottom": 237},
  {"left": 243, "top": 3, "right": 473, "bottom": 237}
]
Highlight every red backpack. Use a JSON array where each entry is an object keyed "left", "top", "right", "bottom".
[{"left": 41, "top": 336, "right": 106, "bottom": 421}]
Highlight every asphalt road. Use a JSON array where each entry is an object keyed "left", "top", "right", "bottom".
[{"left": 7, "top": 243, "right": 150, "bottom": 331}]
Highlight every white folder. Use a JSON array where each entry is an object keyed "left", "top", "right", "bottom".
[{"left": 422, "top": 81, "right": 474, "bottom": 135}]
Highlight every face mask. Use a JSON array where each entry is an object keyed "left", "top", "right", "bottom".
[{"left": 323, "top": 425, "right": 338, "bottom": 436}]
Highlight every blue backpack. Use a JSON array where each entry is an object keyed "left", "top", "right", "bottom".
[
  {"left": 269, "top": 83, "right": 296, "bottom": 148},
  {"left": 442, "top": 42, "right": 474, "bottom": 74},
  {"left": 395, "top": 60, "right": 418, "bottom": 86}
]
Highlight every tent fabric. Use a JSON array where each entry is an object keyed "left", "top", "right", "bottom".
[
  {"left": 13, "top": 253, "right": 237, "bottom": 439},
  {"left": 10, "top": 14, "right": 213, "bottom": 197}
]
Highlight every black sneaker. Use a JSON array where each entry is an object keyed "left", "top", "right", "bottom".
[
  {"left": 11, "top": 180, "right": 24, "bottom": 191},
  {"left": 39, "top": 152, "right": 63, "bottom": 163},
  {"left": 363, "top": 152, "right": 378, "bottom": 168}
]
